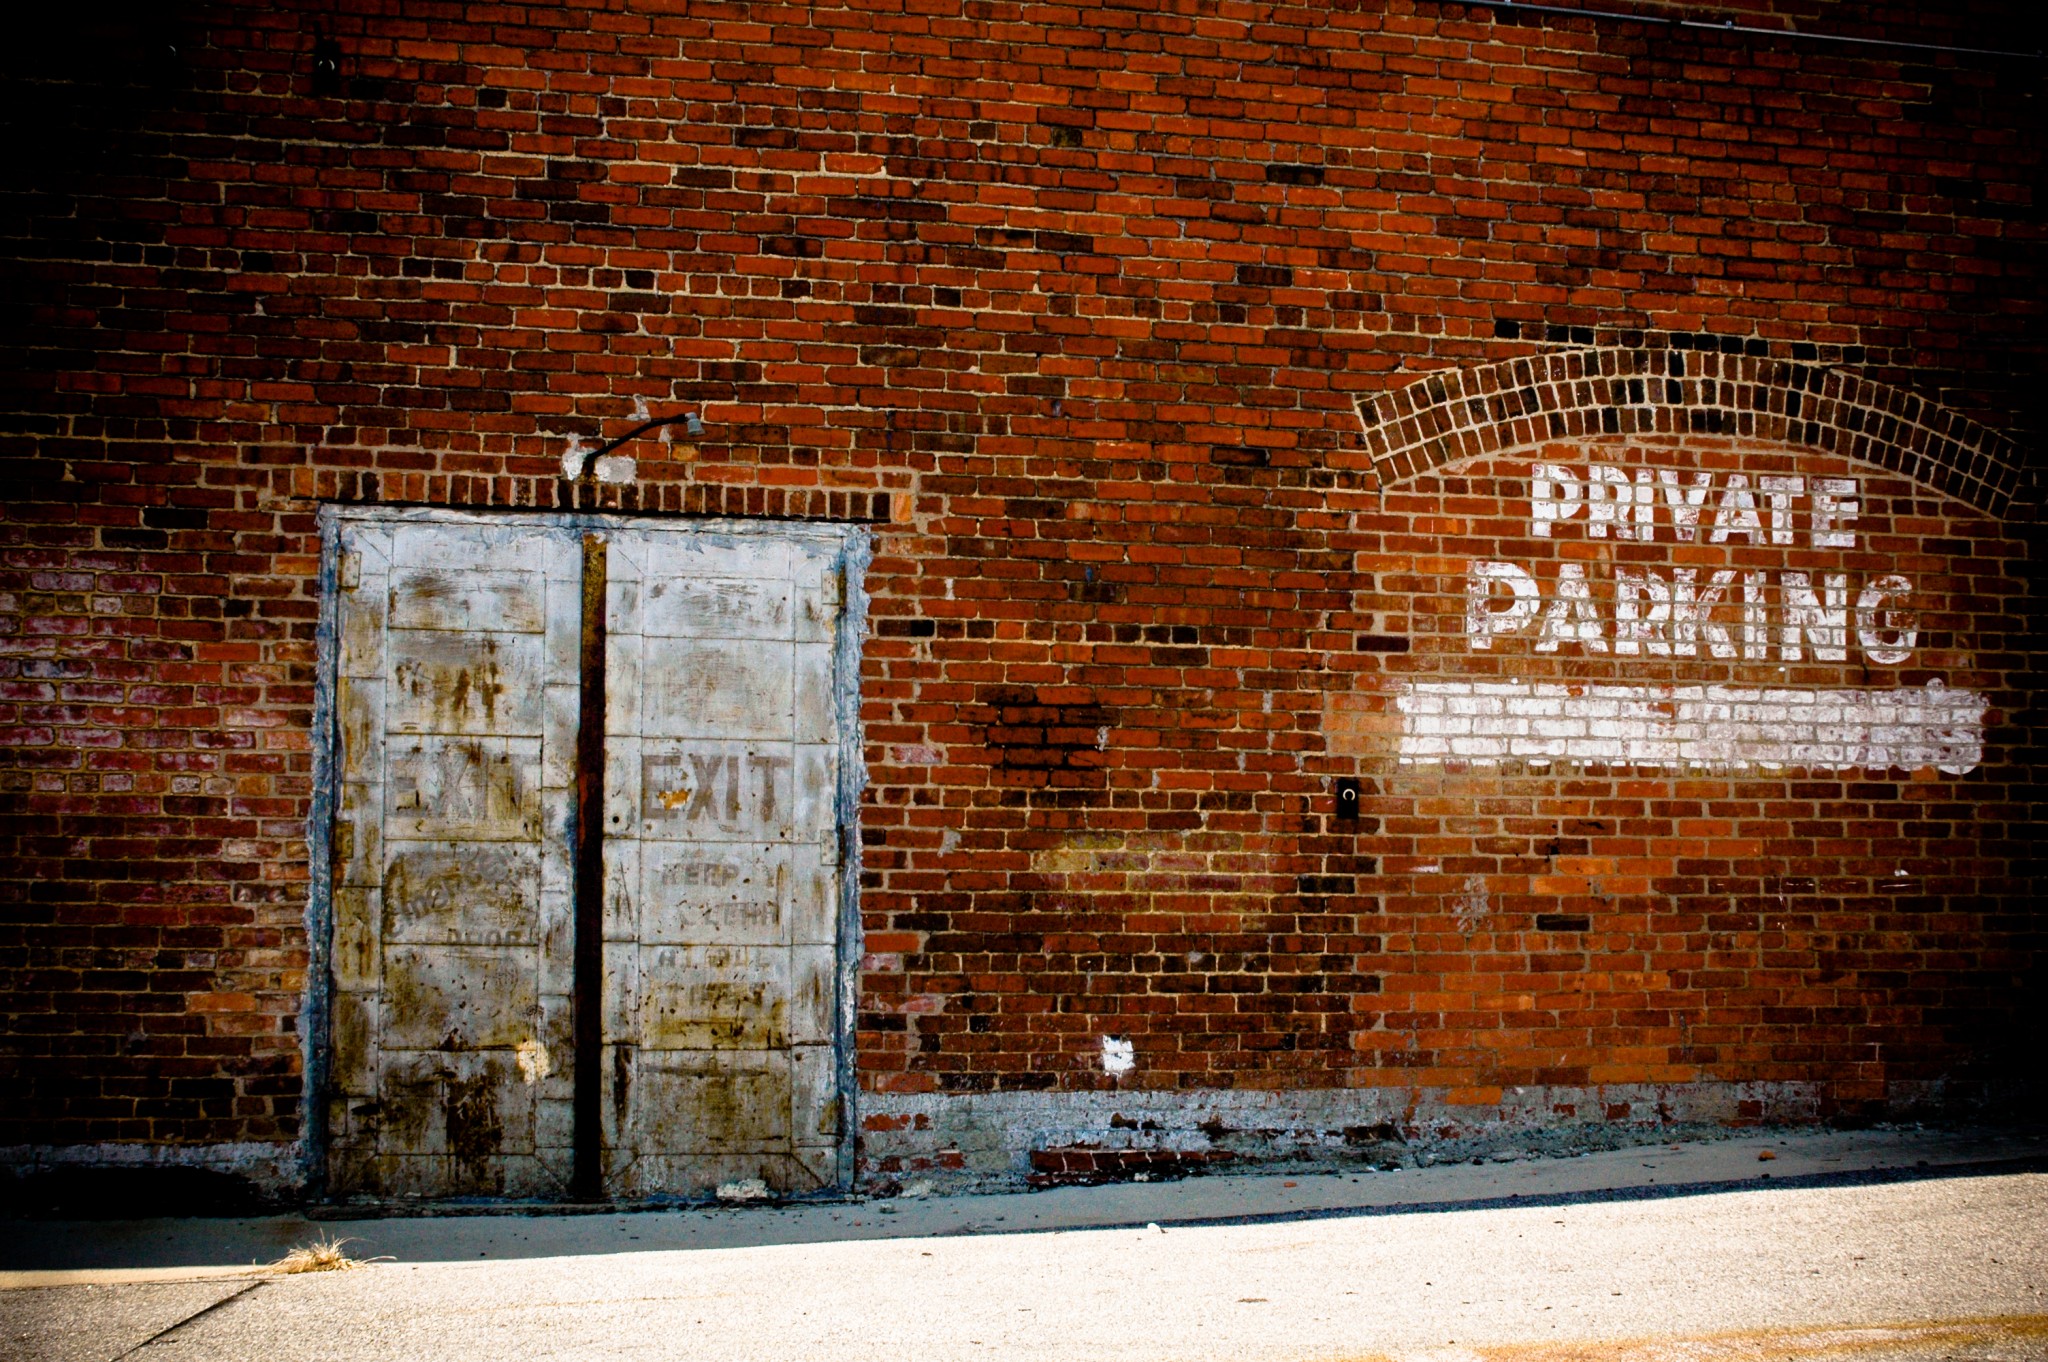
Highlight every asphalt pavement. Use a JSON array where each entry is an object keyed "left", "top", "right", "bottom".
[{"left": 3, "top": 1126, "right": 2044, "bottom": 1361}]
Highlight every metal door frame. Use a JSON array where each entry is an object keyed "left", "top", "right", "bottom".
[{"left": 304, "top": 505, "right": 870, "bottom": 1201}]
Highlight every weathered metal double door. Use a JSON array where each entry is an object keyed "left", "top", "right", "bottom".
[{"left": 324, "top": 509, "right": 857, "bottom": 1200}]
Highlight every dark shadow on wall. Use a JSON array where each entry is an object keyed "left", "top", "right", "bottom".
[{"left": 1, "top": 1164, "right": 277, "bottom": 1220}]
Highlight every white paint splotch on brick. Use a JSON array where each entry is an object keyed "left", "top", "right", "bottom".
[
  {"left": 1100, "top": 1036, "right": 1136, "bottom": 1078},
  {"left": 1396, "top": 680, "right": 1986, "bottom": 774}
]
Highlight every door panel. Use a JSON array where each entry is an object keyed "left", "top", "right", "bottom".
[
  {"left": 327, "top": 517, "right": 581, "bottom": 1199},
  {"left": 599, "top": 528, "right": 847, "bottom": 1198}
]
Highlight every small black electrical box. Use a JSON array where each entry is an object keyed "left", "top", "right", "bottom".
[
  {"left": 1334, "top": 778, "right": 1361, "bottom": 821},
  {"left": 312, "top": 38, "right": 342, "bottom": 96}
]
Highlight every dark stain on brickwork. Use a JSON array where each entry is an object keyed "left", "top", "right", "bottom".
[
  {"left": 974, "top": 685, "right": 1116, "bottom": 786},
  {"left": 1233, "top": 264, "right": 1294, "bottom": 289},
  {"left": 1264, "top": 163, "right": 1324, "bottom": 187}
]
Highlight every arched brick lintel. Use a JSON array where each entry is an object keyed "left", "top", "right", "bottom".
[{"left": 1355, "top": 345, "right": 2028, "bottom": 518}]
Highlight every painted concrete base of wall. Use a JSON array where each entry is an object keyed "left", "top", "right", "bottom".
[
  {"left": 857, "top": 1080, "right": 2029, "bottom": 1194},
  {"left": 4, "top": 1080, "right": 2032, "bottom": 1209}
]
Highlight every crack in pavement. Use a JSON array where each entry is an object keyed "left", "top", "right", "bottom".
[{"left": 112, "top": 1281, "right": 264, "bottom": 1361}]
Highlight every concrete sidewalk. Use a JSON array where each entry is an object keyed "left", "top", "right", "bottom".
[
  {"left": 2, "top": 1126, "right": 2044, "bottom": 1361},
  {"left": 3, "top": 1124, "right": 2040, "bottom": 1283}
]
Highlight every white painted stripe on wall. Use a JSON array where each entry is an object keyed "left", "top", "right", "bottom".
[{"left": 1395, "top": 680, "right": 1987, "bottom": 774}]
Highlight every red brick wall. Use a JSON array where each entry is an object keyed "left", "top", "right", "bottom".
[{"left": 1, "top": 1, "right": 2041, "bottom": 1180}]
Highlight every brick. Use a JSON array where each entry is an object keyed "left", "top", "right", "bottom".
[{"left": 0, "top": 0, "right": 2040, "bottom": 1184}]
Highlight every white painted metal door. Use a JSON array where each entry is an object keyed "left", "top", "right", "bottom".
[
  {"left": 326, "top": 516, "right": 581, "bottom": 1198},
  {"left": 599, "top": 527, "right": 849, "bottom": 1197},
  {"left": 323, "top": 510, "right": 857, "bottom": 1202}
]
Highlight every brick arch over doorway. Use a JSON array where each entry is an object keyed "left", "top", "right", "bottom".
[{"left": 1352, "top": 337, "right": 2030, "bottom": 516}]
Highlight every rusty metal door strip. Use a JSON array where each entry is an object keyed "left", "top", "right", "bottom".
[
  {"left": 312, "top": 508, "right": 868, "bottom": 1204},
  {"left": 571, "top": 534, "right": 607, "bottom": 1201}
]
